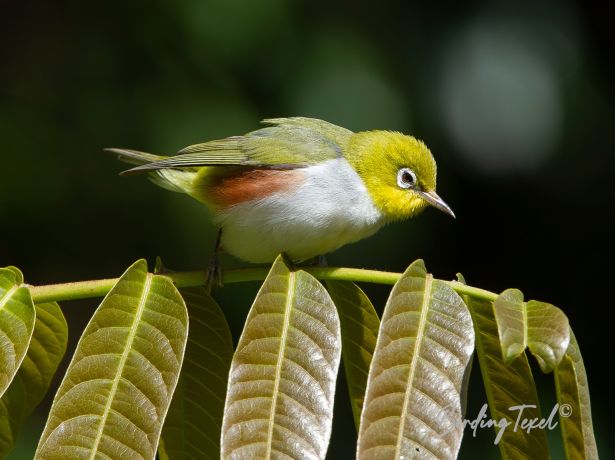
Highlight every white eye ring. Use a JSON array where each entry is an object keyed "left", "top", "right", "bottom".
[{"left": 397, "top": 168, "right": 417, "bottom": 189}]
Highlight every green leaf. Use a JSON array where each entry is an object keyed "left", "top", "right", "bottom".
[
  {"left": 460, "top": 353, "right": 473, "bottom": 418},
  {"left": 0, "top": 267, "right": 36, "bottom": 397},
  {"left": 526, "top": 301, "right": 569, "bottom": 373},
  {"left": 159, "top": 287, "right": 233, "bottom": 460},
  {"left": 455, "top": 273, "right": 473, "bottom": 419},
  {"left": 325, "top": 280, "right": 379, "bottom": 431},
  {"left": 0, "top": 302, "right": 68, "bottom": 458},
  {"left": 492, "top": 291, "right": 570, "bottom": 372},
  {"left": 221, "top": 255, "right": 341, "bottom": 460},
  {"left": 3, "top": 268, "right": 23, "bottom": 285},
  {"left": 35, "top": 259, "right": 188, "bottom": 460},
  {"left": 467, "top": 291, "right": 549, "bottom": 459},
  {"left": 493, "top": 288, "right": 526, "bottom": 363},
  {"left": 357, "top": 260, "right": 474, "bottom": 460},
  {"left": 554, "top": 329, "right": 598, "bottom": 460}
]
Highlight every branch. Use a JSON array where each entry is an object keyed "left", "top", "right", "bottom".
[{"left": 28, "top": 266, "right": 497, "bottom": 304}]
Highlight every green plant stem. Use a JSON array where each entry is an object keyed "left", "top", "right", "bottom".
[{"left": 28, "top": 267, "right": 498, "bottom": 304}]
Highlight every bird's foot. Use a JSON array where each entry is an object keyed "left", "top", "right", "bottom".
[
  {"left": 205, "top": 228, "right": 224, "bottom": 293},
  {"left": 205, "top": 252, "right": 223, "bottom": 294},
  {"left": 205, "top": 229, "right": 222, "bottom": 294},
  {"left": 279, "top": 252, "right": 297, "bottom": 270},
  {"left": 299, "top": 255, "right": 328, "bottom": 267}
]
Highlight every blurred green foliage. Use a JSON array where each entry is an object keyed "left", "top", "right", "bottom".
[{"left": 1, "top": 0, "right": 613, "bottom": 458}]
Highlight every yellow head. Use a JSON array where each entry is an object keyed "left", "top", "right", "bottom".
[{"left": 346, "top": 130, "right": 454, "bottom": 222}]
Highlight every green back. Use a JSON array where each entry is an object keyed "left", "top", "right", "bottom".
[{"left": 123, "top": 117, "right": 353, "bottom": 173}]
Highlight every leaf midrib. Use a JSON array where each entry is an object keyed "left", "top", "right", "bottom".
[
  {"left": 394, "top": 273, "right": 432, "bottom": 459},
  {"left": 88, "top": 274, "right": 153, "bottom": 460},
  {"left": 521, "top": 300, "right": 528, "bottom": 350},
  {"left": 0, "top": 285, "right": 19, "bottom": 311},
  {"left": 264, "top": 272, "right": 295, "bottom": 459}
]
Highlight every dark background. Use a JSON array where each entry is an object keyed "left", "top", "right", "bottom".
[{"left": 1, "top": 0, "right": 613, "bottom": 458}]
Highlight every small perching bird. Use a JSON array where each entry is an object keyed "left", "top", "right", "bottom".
[{"left": 108, "top": 117, "right": 454, "bottom": 264}]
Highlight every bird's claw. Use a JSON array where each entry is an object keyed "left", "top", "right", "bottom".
[{"left": 205, "top": 252, "right": 223, "bottom": 293}]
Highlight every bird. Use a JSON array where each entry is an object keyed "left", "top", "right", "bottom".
[{"left": 108, "top": 117, "right": 454, "bottom": 265}]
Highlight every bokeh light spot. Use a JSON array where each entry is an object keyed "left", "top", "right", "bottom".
[{"left": 438, "top": 20, "right": 565, "bottom": 173}]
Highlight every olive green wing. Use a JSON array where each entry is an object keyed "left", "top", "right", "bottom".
[{"left": 121, "top": 117, "right": 353, "bottom": 174}]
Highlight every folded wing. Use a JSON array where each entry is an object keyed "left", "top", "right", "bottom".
[{"left": 119, "top": 117, "right": 353, "bottom": 174}]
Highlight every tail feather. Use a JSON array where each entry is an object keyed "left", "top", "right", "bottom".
[
  {"left": 106, "top": 147, "right": 195, "bottom": 194},
  {"left": 104, "top": 148, "right": 164, "bottom": 167}
]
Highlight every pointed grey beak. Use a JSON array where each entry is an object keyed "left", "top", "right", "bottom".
[{"left": 419, "top": 190, "right": 456, "bottom": 218}]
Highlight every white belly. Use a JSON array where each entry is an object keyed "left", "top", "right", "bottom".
[{"left": 214, "top": 158, "right": 384, "bottom": 263}]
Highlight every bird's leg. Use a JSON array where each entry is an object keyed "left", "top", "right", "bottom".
[
  {"left": 280, "top": 253, "right": 297, "bottom": 271},
  {"left": 206, "top": 228, "right": 223, "bottom": 293},
  {"left": 298, "top": 255, "right": 328, "bottom": 267}
]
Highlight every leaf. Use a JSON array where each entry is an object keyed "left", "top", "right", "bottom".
[
  {"left": 159, "top": 287, "right": 233, "bottom": 460},
  {"left": 460, "top": 353, "right": 473, "bottom": 418},
  {"left": 492, "top": 290, "right": 570, "bottom": 373},
  {"left": 35, "top": 259, "right": 188, "bottom": 460},
  {"left": 0, "top": 267, "right": 36, "bottom": 397},
  {"left": 221, "top": 255, "right": 341, "bottom": 460},
  {"left": 526, "top": 301, "right": 569, "bottom": 373},
  {"left": 357, "top": 259, "right": 475, "bottom": 460},
  {"left": 493, "top": 288, "right": 526, "bottom": 363},
  {"left": 0, "top": 302, "right": 68, "bottom": 458},
  {"left": 325, "top": 280, "right": 379, "bottom": 431},
  {"left": 3, "top": 268, "right": 23, "bottom": 285},
  {"left": 467, "top": 292, "right": 549, "bottom": 459},
  {"left": 554, "top": 329, "right": 598, "bottom": 460},
  {"left": 455, "top": 273, "right": 474, "bottom": 418}
]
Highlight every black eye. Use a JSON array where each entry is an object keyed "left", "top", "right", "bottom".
[{"left": 397, "top": 168, "right": 417, "bottom": 189}]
